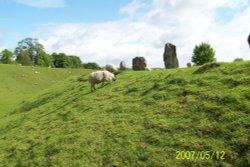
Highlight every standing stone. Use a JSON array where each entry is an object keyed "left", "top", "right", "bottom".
[
  {"left": 163, "top": 43, "right": 179, "bottom": 69},
  {"left": 132, "top": 57, "right": 147, "bottom": 70},
  {"left": 119, "top": 61, "right": 126, "bottom": 70},
  {"left": 248, "top": 33, "right": 250, "bottom": 48}
]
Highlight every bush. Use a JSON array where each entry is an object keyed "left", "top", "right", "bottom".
[
  {"left": 192, "top": 42, "right": 215, "bottom": 66},
  {"left": 83, "top": 62, "right": 101, "bottom": 70},
  {"left": 233, "top": 58, "right": 244, "bottom": 62},
  {"left": 186, "top": 62, "right": 192, "bottom": 67},
  {"left": 0, "top": 49, "right": 14, "bottom": 64}
]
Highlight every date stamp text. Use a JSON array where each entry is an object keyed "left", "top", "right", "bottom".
[{"left": 176, "top": 151, "right": 225, "bottom": 160}]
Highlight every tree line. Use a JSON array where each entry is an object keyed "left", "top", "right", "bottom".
[
  {"left": 0, "top": 37, "right": 101, "bottom": 69},
  {"left": 1, "top": 38, "right": 243, "bottom": 69}
]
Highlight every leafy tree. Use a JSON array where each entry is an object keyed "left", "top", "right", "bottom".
[
  {"left": 35, "top": 52, "right": 53, "bottom": 67},
  {"left": 51, "top": 53, "right": 82, "bottom": 68},
  {"left": 68, "top": 56, "right": 82, "bottom": 68},
  {"left": 0, "top": 49, "right": 14, "bottom": 64},
  {"left": 52, "top": 53, "right": 69, "bottom": 68},
  {"left": 16, "top": 51, "right": 32, "bottom": 66},
  {"left": 83, "top": 62, "right": 101, "bottom": 69},
  {"left": 14, "top": 38, "right": 45, "bottom": 65},
  {"left": 192, "top": 42, "right": 215, "bottom": 66}
]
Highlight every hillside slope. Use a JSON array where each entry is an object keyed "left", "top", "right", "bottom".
[
  {"left": 0, "top": 64, "right": 92, "bottom": 115},
  {"left": 0, "top": 61, "right": 249, "bottom": 166}
]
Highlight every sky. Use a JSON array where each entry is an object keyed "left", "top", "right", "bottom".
[{"left": 0, "top": 0, "right": 249, "bottom": 68}]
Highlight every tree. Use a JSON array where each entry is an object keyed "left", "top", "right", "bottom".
[
  {"left": 0, "top": 49, "right": 14, "bottom": 64},
  {"left": 16, "top": 51, "right": 32, "bottom": 66},
  {"left": 192, "top": 42, "right": 215, "bottom": 66},
  {"left": 35, "top": 52, "right": 53, "bottom": 67},
  {"left": 83, "top": 62, "right": 101, "bottom": 69},
  {"left": 14, "top": 38, "right": 45, "bottom": 65},
  {"left": 68, "top": 56, "right": 82, "bottom": 68},
  {"left": 52, "top": 52, "right": 69, "bottom": 68},
  {"left": 51, "top": 53, "right": 82, "bottom": 68}
]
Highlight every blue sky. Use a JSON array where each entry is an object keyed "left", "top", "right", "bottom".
[
  {"left": 0, "top": 0, "right": 133, "bottom": 44},
  {"left": 0, "top": 0, "right": 249, "bottom": 67},
  {"left": 0, "top": 0, "right": 133, "bottom": 24}
]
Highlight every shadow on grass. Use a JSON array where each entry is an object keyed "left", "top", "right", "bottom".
[
  {"left": 140, "top": 82, "right": 159, "bottom": 96},
  {"left": 193, "top": 62, "right": 221, "bottom": 74}
]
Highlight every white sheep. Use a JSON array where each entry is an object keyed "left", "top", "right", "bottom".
[
  {"left": 105, "top": 64, "right": 117, "bottom": 73},
  {"left": 88, "top": 70, "right": 116, "bottom": 91}
]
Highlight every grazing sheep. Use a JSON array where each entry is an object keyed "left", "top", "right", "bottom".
[
  {"left": 105, "top": 64, "right": 117, "bottom": 73},
  {"left": 88, "top": 70, "right": 116, "bottom": 91}
]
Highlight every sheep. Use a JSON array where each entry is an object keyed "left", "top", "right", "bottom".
[
  {"left": 88, "top": 70, "right": 116, "bottom": 91},
  {"left": 105, "top": 64, "right": 117, "bottom": 73}
]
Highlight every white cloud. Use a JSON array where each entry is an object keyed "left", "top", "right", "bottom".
[
  {"left": 120, "top": 0, "right": 147, "bottom": 18},
  {"left": 15, "top": 0, "right": 65, "bottom": 8},
  {"left": 39, "top": 21, "right": 166, "bottom": 67},
  {"left": 38, "top": 0, "right": 250, "bottom": 68},
  {"left": 213, "top": 5, "right": 250, "bottom": 61}
]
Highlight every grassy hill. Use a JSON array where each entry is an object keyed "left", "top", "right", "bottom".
[
  {"left": 0, "top": 64, "right": 92, "bottom": 115},
  {"left": 0, "top": 61, "right": 249, "bottom": 166}
]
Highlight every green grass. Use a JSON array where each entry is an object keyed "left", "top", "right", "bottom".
[
  {"left": 0, "top": 64, "right": 92, "bottom": 115},
  {"left": 0, "top": 61, "right": 250, "bottom": 166}
]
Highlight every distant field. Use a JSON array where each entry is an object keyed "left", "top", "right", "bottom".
[
  {"left": 0, "top": 64, "right": 92, "bottom": 115},
  {"left": 0, "top": 61, "right": 249, "bottom": 166}
]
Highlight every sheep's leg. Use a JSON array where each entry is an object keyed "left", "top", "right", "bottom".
[
  {"left": 91, "top": 84, "right": 96, "bottom": 92},
  {"left": 101, "top": 81, "right": 105, "bottom": 87}
]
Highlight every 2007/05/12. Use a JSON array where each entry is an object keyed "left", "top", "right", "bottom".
[{"left": 176, "top": 151, "right": 225, "bottom": 160}]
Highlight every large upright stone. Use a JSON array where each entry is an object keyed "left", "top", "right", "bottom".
[
  {"left": 248, "top": 33, "right": 250, "bottom": 48},
  {"left": 132, "top": 57, "right": 147, "bottom": 70},
  {"left": 119, "top": 61, "right": 126, "bottom": 70},
  {"left": 163, "top": 43, "right": 179, "bottom": 69}
]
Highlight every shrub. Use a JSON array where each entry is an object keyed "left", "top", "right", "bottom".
[
  {"left": 83, "top": 62, "right": 101, "bottom": 70},
  {"left": 233, "top": 58, "right": 244, "bottom": 62}
]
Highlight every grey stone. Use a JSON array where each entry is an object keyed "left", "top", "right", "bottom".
[
  {"left": 248, "top": 33, "right": 250, "bottom": 48},
  {"left": 132, "top": 57, "right": 147, "bottom": 70},
  {"left": 119, "top": 61, "right": 126, "bottom": 70},
  {"left": 163, "top": 43, "right": 179, "bottom": 69}
]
